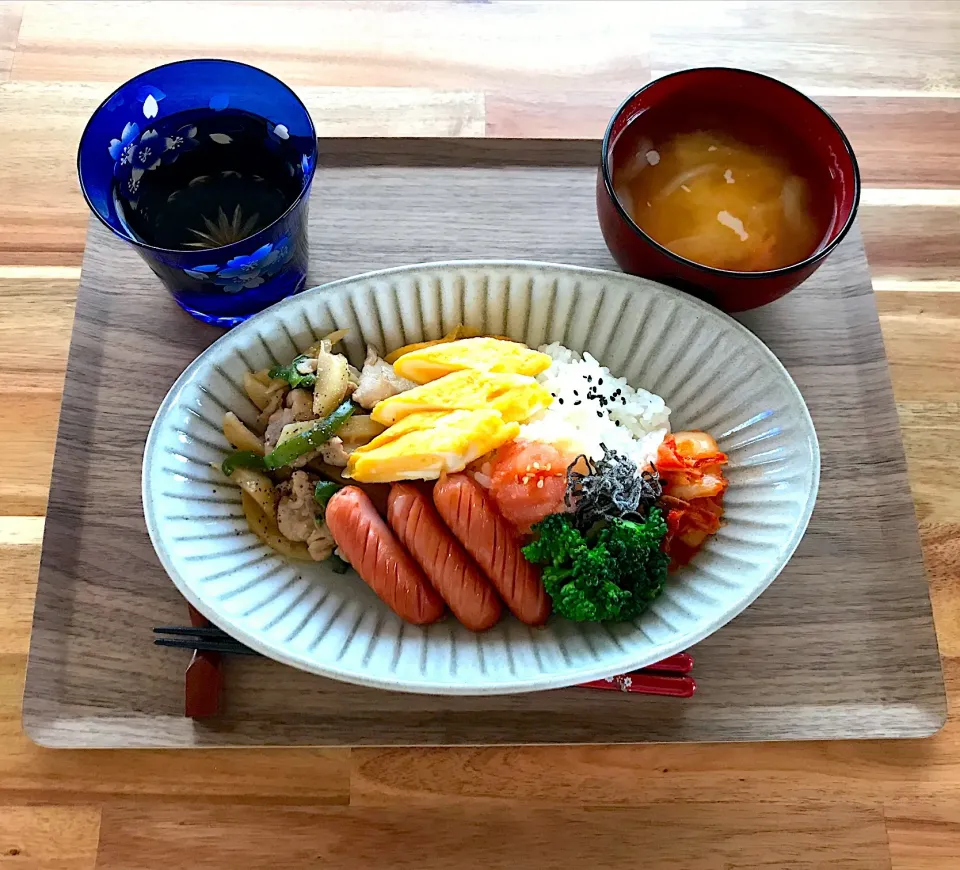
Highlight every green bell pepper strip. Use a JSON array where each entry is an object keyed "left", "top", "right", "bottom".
[
  {"left": 314, "top": 480, "right": 342, "bottom": 510},
  {"left": 221, "top": 450, "right": 266, "bottom": 476},
  {"left": 262, "top": 400, "right": 355, "bottom": 470},
  {"left": 268, "top": 354, "right": 317, "bottom": 389}
]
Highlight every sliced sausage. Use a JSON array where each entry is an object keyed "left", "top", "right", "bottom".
[
  {"left": 388, "top": 483, "right": 503, "bottom": 632},
  {"left": 433, "top": 474, "right": 550, "bottom": 626},
  {"left": 325, "top": 486, "right": 445, "bottom": 625}
]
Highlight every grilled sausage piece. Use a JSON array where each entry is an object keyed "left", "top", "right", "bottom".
[
  {"left": 432, "top": 474, "right": 550, "bottom": 626},
  {"left": 325, "top": 486, "right": 445, "bottom": 625},
  {"left": 388, "top": 483, "right": 503, "bottom": 632}
]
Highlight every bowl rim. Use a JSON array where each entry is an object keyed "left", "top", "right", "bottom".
[
  {"left": 142, "top": 259, "right": 821, "bottom": 695},
  {"left": 599, "top": 66, "right": 862, "bottom": 281},
  {"left": 76, "top": 57, "right": 318, "bottom": 258}
]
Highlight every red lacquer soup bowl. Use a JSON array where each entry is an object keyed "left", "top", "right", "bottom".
[{"left": 597, "top": 67, "right": 860, "bottom": 312}]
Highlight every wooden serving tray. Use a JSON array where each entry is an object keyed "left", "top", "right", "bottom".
[{"left": 23, "top": 138, "right": 945, "bottom": 748}]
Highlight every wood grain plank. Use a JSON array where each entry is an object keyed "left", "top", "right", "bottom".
[
  {"left": 0, "top": 519, "right": 43, "bottom": 656},
  {"left": 0, "top": 82, "right": 102, "bottom": 260},
  {"left": 0, "top": 804, "right": 100, "bottom": 870},
  {"left": 0, "top": 392, "right": 62, "bottom": 516},
  {"left": 15, "top": 1, "right": 960, "bottom": 96},
  {"left": 862, "top": 205, "right": 960, "bottom": 283},
  {"left": 300, "top": 88, "right": 483, "bottom": 138},
  {"left": 878, "top": 291, "right": 960, "bottom": 523},
  {"left": 649, "top": 0, "right": 960, "bottom": 93},
  {"left": 0, "top": 2, "right": 21, "bottom": 83},
  {"left": 1, "top": 656, "right": 351, "bottom": 802},
  {"left": 887, "top": 823, "right": 960, "bottom": 870},
  {"left": 92, "top": 801, "right": 891, "bottom": 870},
  {"left": 821, "top": 96, "right": 960, "bottom": 189},
  {"left": 350, "top": 659, "right": 960, "bottom": 810},
  {"left": 886, "top": 789, "right": 960, "bottom": 870},
  {"left": 918, "top": 525, "right": 960, "bottom": 660},
  {"left": 13, "top": 1, "right": 647, "bottom": 90},
  {"left": 877, "top": 292, "right": 960, "bottom": 526},
  {"left": 0, "top": 737, "right": 352, "bottom": 805},
  {"left": 0, "top": 273, "right": 74, "bottom": 515},
  {"left": 0, "top": 273, "right": 76, "bottom": 391},
  {"left": 877, "top": 291, "right": 960, "bottom": 670}
]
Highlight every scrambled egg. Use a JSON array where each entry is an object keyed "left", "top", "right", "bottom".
[
  {"left": 346, "top": 410, "right": 520, "bottom": 483},
  {"left": 392, "top": 337, "right": 552, "bottom": 384},
  {"left": 370, "top": 369, "right": 553, "bottom": 427}
]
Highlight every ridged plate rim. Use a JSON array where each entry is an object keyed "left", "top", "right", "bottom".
[{"left": 143, "top": 260, "right": 820, "bottom": 695}]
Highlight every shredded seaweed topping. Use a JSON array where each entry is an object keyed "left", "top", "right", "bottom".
[{"left": 564, "top": 443, "right": 662, "bottom": 531}]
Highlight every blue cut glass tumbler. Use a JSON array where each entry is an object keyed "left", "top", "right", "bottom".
[{"left": 78, "top": 59, "right": 317, "bottom": 327}]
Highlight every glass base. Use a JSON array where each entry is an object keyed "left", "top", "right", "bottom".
[{"left": 173, "top": 273, "right": 308, "bottom": 328}]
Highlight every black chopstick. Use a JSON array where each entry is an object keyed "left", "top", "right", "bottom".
[
  {"left": 154, "top": 625, "right": 233, "bottom": 639},
  {"left": 154, "top": 625, "right": 260, "bottom": 655},
  {"left": 154, "top": 637, "right": 262, "bottom": 656}
]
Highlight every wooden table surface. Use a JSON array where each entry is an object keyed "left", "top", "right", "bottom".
[{"left": 1, "top": 2, "right": 957, "bottom": 867}]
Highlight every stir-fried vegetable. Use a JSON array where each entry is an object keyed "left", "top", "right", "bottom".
[
  {"left": 312, "top": 350, "right": 351, "bottom": 417},
  {"left": 221, "top": 450, "right": 266, "bottom": 476},
  {"left": 225, "top": 466, "right": 277, "bottom": 518},
  {"left": 222, "top": 412, "right": 265, "bottom": 455},
  {"left": 268, "top": 354, "right": 318, "bottom": 389},
  {"left": 262, "top": 400, "right": 355, "bottom": 469},
  {"left": 308, "top": 327, "right": 350, "bottom": 354},
  {"left": 314, "top": 480, "right": 342, "bottom": 510},
  {"left": 337, "top": 414, "right": 385, "bottom": 445}
]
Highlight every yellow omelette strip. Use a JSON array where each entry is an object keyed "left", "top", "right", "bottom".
[
  {"left": 382, "top": 324, "right": 481, "bottom": 365},
  {"left": 370, "top": 369, "right": 553, "bottom": 426},
  {"left": 392, "top": 337, "right": 552, "bottom": 384},
  {"left": 346, "top": 409, "right": 520, "bottom": 483}
]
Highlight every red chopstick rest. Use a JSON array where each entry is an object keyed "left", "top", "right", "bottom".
[
  {"left": 578, "top": 672, "right": 696, "bottom": 697},
  {"left": 184, "top": 604, "right": 223, "bottom": 718}
]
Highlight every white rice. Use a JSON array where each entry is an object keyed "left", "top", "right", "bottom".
[{"left": 518, "top": 343, "right": 670, "bottom": 469}]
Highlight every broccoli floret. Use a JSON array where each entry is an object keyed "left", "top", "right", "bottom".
[
  {"left": 522, "top": 513, "right": 584, "bottom": 567},
  {"left": 549, "top": 572, "right": 632, "bottom": 622},
  {"left": 571, "top": 541, "right": 618, "bottom": 587},
  {"left": 521, "top": 508, "right": 669, "bottom": 623},
  {"left": 540, "top": 540, "right": 624, "bottom": 620},
  {"left": 599, "top": 509, "right": 670, "bottom": 620}
]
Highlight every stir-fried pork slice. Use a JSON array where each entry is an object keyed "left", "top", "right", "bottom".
[{"left": 351, "top": 346, "right": 417, "bottom": 409}]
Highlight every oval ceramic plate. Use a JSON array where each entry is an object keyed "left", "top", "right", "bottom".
[{"left": 143, "top": 261, "right": 819, "bottom": 694}]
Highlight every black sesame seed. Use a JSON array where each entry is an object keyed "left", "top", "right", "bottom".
[
  {"left": 573, "top": 389, "right": 579, "bottom": 396},
  {"left": 596, "top": 410, "right": 603, "bottom": 418},
  {"left": 574, "top": 400, "right": 581, "bottom": 406},
  {"left": 615, "top": 420, "right": 621, "bottom": 426},
  {"left": 558, "top": 398, "right": 564, "bottom": 405},
  {"left": 598, "top": 378, "right": 603, "bottom": 386},
  {"left": 586, "top": 375, "right": 593, "bottom": 382}
]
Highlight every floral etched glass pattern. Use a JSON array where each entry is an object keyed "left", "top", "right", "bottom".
[{"left": 78, "top": 60, "right": 317, "bottom": 327}]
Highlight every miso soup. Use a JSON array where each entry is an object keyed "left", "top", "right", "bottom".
[{"left": 612, "top": 101, "right": 837, "bottom": 272}]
